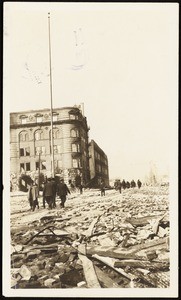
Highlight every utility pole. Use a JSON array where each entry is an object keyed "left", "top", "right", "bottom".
[
  {"left": 38, "top": 151, "right": 41, "bottom": 193},
  {"left": 48, "top": 12, "right": 55, "bottom": 177}
]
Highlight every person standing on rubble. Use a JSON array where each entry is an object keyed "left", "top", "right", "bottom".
[
  {"left": 43, "top": 178, "right": 54, "bottom": 209},
  {"left": 57, "top": 178, "right": 71, "bottom": 208},
  {"left": 28, "top": 181, "right": 39, "bottom": 211},
  {"left": 117, "top": 179, "right": 122, "bottom": 193},
  {"left": 122, "top": 179, "right": 126, "bottom": 189},
  {"left": 126, "top": 181, "right": 130, "bottom": 189},
  {"left": 137, "top": 179, "right": 142, "bottom": 189},
  {"left": 100, "top": 179, "right": 105, "bottom": 196},
  {"left": 131, "top": 180, "right": 136, "bottom": 188}
]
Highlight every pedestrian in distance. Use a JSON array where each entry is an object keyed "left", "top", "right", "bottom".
[
  {"left": 117, "top": 179, "right": 122, "bottom": 193},
  {"left": 131, "top": 180, "right": 136, "bottom": 188},
  {"left": 57, "top": 178, "right": 71, "bottom": 208},
  {"left": 79, "top": 184, "right": 83, "bottom": 194},
  {"left": 100, "top": 180, "right": 105, "bottom": 196},
  {"left": 126, "top": 181, "right": 130, "bottom": 189},
  {"left": 43, "top": 178, "right": 54, "bottom": 209},
  {"left": 137, "top": 179, "right": 142, "bottom": 189},
  {"left": 122, "top": 179, "right": 126, "bottom": 190},
  {"left": 27, "top": 182, "right": 33, "bottom": 210}
]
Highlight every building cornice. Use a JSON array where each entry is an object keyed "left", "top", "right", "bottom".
[{"left": 10, "top": 119, "right": 89, "bottom": 131}]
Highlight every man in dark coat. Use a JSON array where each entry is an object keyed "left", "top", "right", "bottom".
[
  {"left": 137, "top": 179, "right": 142, "bottom": 189},
  {"left": 117, "top": 180, "right": 122, "bottom": 193},
  {"left": 126, "top": 181, "right": 130, "bottom": 189},
  {"left": 100, "top": 180, "right": 105, "bottom": 196},
  {"left": 122, "top": 179, "right": 126, "bottom": 190},
  {"left": 131, "top": 180, "right": 136, "bottom": 188},
  {"left": 57, "top": 178, "right": 70, "bottom": 208},
  {"left": 51, "top": 177, "right": 57, "bottom": 208},
  {"left": 43, "top": 178, "right": 54, "bottom": 209}
]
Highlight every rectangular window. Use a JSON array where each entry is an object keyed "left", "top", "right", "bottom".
[
  {"left": 36, "top": 116, "right": 42, "bottom": 123},
  {"left": 73, "top": 159, "right": 78, "bottom": 168},
  {"left": 25, "top": 147, "right": 30, "bottom": 156},
  {"left": 21, "top": 118, "right": 27, "bottom": 124},
  {"left": 26, "top": 163, "right": 30, "bottom": 171},
  {"left": 42, "top": 161, "right": 46, "bottom": 170},
  {"left": 35, "top": 147, "right": 41, "bottom": 155},
  {"left": 72, "top": 144, "right": 77, "bottom": 152},
  {"left": 35, "top": 146, "right": 46, "bottom": 155},
  {"left": 69, "top": 114, "right": 76, "bottom": 120},
  {"left": 53, "top": 115, "right": 58, "bottom": 122},
  {"left": 20, "top": 148, "right": 24, "bottom": 156},
  {"left": 58, "top": 160, "right": 62, "bottom": 168},
  {"left": 36, "top": 162, "right": 40, "bottom": 170},
  {"left": 20, "top": 163, "right": 24, "bottom": 171}
]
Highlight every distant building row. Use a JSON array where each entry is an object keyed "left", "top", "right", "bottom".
[{"left": 10, "top": 104, "right": 109, "bottom": 188}]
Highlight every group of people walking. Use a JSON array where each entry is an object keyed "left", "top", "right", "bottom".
[
  {"left": 28, "top": 177, "right": 71, "bottom": 211},
  {"left": 114, "top": 179, "right": 142, "bottom": 193}
]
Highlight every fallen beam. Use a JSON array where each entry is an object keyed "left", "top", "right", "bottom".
[
  {"left": 87, "top": 237, "right": 168, "bottom": 260},
  {"left": 92, "top": 254, "right": 135, "bottom": 282},
  {"left": 126, "top": 214, "right": 168, "bottom": 227},
  {"left": 129, "top": 268, "right": 169, "bottom": 288},
  {"left": 84, "top": 216, "right": 100, "bottom": 237},
  {"left": 78, "top": 244, "right": 101, "bottom": 288},
  {"left": 94, "top": 266, "right": 120, "bottom": 288},
  {"left": 114, "top": 259, "right": 169, "bottom": 271}
]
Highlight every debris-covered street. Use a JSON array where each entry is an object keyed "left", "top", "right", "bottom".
[{"left": 10, "top": 185, "right": 170, "bottom": 289}]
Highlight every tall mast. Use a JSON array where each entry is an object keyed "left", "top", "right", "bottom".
[{"left": 48, "top": 12, "right": 55, "bottom": 177}]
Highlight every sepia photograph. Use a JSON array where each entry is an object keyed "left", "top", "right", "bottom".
[{"left": 3, "top": 2, "right": 178, "bottom": 297}]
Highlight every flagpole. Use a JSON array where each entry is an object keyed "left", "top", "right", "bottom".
[{"left": 48, "top": 12, "right": 55, "bottom": 177}]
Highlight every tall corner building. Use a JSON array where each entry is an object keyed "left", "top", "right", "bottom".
[
  {"left": 10, "top": 104, "right": 109, "bottom": 187},
  {"left": 88, "top": 140, "right": 109, "bottom": 187}
]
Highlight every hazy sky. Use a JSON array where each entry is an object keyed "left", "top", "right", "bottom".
[{"left": 4, "top": 2, "right": 178, "bottom": 180}]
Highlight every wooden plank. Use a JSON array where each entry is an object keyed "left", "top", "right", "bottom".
[
  {"left": 84, "top": 216, "right": 100, "bottom": 237},
  {"left": 94, "top": 266, "right": 120, "bottom": 288},
  {"left": 92, "top": 254, "right": 135, "bottom": 282},
  {"left": 126, "top": 214, "right": 168, "bottom": 227},
  {"left": 129, "top": 268, "right": 169, "bottom": 288},
  {"left": 151, "top": 212, "right": 168, "bottom": 235},
  {"left": 87, "top": 237, "right": 168, "bottom": 260},
  {"left": 78, "top": 244, "right": 101, "bottom": 288},
  {"left": 114, "top": 259, "right": 169, "bottom": 271}
]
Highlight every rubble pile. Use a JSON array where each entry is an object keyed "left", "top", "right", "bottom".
[{"left": 11, "top": 186, "right": 170, "bottom": 289}]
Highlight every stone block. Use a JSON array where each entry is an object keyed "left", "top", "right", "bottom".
[
  {"left": 26, "top": 250, "right": 41, "bottom": 260},
  {"left": 77, "top": 281, "right": 87, "bottom": 288},
  {"left": 19, "top": 264, "right": 31, "bottom": 281},
  {"left": 44, "top": 278, "right": 56, "bottom": 287}
]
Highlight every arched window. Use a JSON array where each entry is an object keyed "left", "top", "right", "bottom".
[
  {"left": 19, "top": 130, "right": 29, "bottom": 142},
  {"left": 35, "top": 129, "right": 43, "bottom": 141},
  {"left": 71, "top": 128, "right": 79, "bottom": 137},
  {"left": 72, "top": 143, "right": 80, "bottom": 152},
  {"left": 49, "top": 128, "right": 60, "bottom": 139}
]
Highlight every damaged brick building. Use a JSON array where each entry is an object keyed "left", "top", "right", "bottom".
[{"left": 10, "top": 104, "right": 109, "bottom": 189}]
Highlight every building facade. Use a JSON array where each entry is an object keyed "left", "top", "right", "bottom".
[
  {"left": 10, "top": 105, "right": 90, "bottom": 186},
  {"left": 10, "top": 105, "right": 110, "bottom": 190},
  {"left": 88, "top": 140, "right": 109, "bottom": 187}
]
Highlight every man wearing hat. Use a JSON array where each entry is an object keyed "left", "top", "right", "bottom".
[
  {"left": 57, "top": 178, "right": 70, "bottom": 208},
  {"left": 43, "top": 177, "right": 54, "bottom": 209}
]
